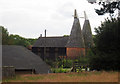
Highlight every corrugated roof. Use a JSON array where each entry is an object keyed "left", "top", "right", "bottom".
[
  {"left": 33, "top": 36, "right": 69, "bottom": 47},
  {"left": 66, "top": 14, "right": 85, "bottom": 48},
  {"left": 2, "top": 45, "right": 50, "bottom": 74},
  {"left": 82, "top": 20, "right": 94, "bottom": 48}
]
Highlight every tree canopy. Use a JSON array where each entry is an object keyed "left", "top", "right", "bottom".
[
  {"left": 0, "top": 26, "right": 37, "bottom": 47},
  {"left": 89, "top": 18, "right": 120, "bottom": 71},
  {"left": 87, "top": 0, "right": 120, "bottom": 17},
  {"left": 95, "top": 1, "right": 120, "bottom": 16}
]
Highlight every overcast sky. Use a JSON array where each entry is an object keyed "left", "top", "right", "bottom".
[{"left": 0, "top": 0, "right": 110, "bottom": 38}]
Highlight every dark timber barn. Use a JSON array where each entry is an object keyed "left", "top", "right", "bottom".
[
  {"left": 2, "top": 45, "right": 51, "bottom": 74},
  {"left": 32, "top": 36, "right": 69, "bottom": 60},
  {"left": 32, "top": 10, "right": 93, "bottom": 60}
]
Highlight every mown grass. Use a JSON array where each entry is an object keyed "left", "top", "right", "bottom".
[{"left": 3, "top": 71, "right": 119, "bottom": 82}]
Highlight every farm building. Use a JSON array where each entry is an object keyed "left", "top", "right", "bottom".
[
  {"left": 32, "top": 9, "right": 93, "bottom": 60},
  {"left": 65, "top": 9, "right": 85, "bottom": 58},
  {"left": 32, "top": 36, "right": 69, "bottom": 60},
  {"left": 2, "top": 45, "right": 51, "bottom": 75},
  {"left": 82, "top": 11, "right": 94, "bottom": 53}
]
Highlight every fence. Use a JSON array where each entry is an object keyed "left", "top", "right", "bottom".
[{"left": 2, "top": 66, "right": 15, "bottom": 78}]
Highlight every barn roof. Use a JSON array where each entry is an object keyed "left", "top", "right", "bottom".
[
  {"left": 82, "top": 20, "right": 94, "bottom": 48},
  {"left": 33, "top": 36, "right": 69, "bottom": 47},
  {"left": 66, "top": 9, "right": 85, "bottom": 48},
  {"left": 2, "top": 45, "right": 50, "bottom": 74}
]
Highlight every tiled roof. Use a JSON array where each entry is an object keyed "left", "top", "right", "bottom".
[
  {"left": 33, "top": 36, "right": 69, "bottom": 47},
  {"left": 82, "top": 20, "right": 94, "bottom": 48},
  {"left": 2, "top": 45, "right": 50, "bottom": 74}
]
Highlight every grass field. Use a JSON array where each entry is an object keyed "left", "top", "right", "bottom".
[{"left": 3, "top": 71, "right": 119, "bottom": 82}]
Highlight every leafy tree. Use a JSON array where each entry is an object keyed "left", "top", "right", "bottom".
[
  {"left": 26, "top": 39, "right": 37, "bottom": 45},
  {"left": 95, "top": 18, "right": 120, "bottom": 53},
  {"left": 8, "top": 34, "right": 31, "bottom": 47},
  {"left": 87, "top": 0, "right": 120, "bottom": 18},
  {"left": 0, "top": 26, "right": 9, "bottom": 45},
  {"left": 95, "top": 1, "right": 120, "bottom": 16},
  {"left": 62, "top": 59, "right": 73, "bottom": 68},
  {"left": 0, "top": 26, "right": 37, "bottom": 47},
  {"left": 90, "top": 18, "right": 120, "bottom": 70}
]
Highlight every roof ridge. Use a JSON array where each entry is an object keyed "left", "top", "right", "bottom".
[{"left": 39, "top": 36, "right": 68, "bottom": 38}]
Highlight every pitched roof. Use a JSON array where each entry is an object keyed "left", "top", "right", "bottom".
[
  {"left": 2, "top": 45, "right": 50, "bottom": 74},
  {"left": 66, "top": 10, "right": 85, "bottom": 48},
  {"left": 82, "top": 20, "right": 94, "bottom": 48},
  {"left": 33, "top": 36, "right": 69, "bottom": 47}
]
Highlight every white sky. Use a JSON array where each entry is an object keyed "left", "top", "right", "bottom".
[{"left": 0, "top": 0, "right": 110, "bottom": 38}]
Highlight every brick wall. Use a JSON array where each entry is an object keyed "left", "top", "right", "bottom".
[{"left": 67, "top": 48, "right": 85, "bottom": 59}]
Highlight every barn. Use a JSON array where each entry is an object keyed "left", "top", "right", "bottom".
[
  {"left": 32, "top": 36, "right": 69, "bottom": 60},
  {"left": 32, "top": 9, "right": 93, "bottom": 60},
  {"left": 2, "top": 45, "right": 51, "bottom": 74}
]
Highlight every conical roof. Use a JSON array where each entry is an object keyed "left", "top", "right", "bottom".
[
  {"left": 82, "top": 19, "right": 94, "bottom": 48},
  {"left": 66, "top": 9, "right": 85, "bottom": 48}
]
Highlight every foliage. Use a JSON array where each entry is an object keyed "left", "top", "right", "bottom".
[
  {"left": 90, "top": 18, "right": 120, "bottom": 71},
  {"left": 77, "top": 56, "right": 89, "bottom": 66},
  {"left": 73, "top": 52, "right": 91, "bottom": 67},
  {"left": 45, "top": 59, "right": 73, "bottom": 68},
  {"left": 0, "top": 26, "right": 9, "bottom": 45},
  {"left": 8, "top": 34, "right": 31, "bottom": 47},
  {"left": 63, "top": 35, "right": 69, "bottom": 37},
  {"left": 95, "top": 18, "right": 120, "bottom": 53},
  {"left": 51, "top": 68, "right": 71, "bottom": 73},
  {"left": 0, "top": 26, "right": 37, "bottom": 47},
  {"left": 63, "top": 59, "right": 73, "bottom": 68},
  {"left": 94, "top": 1, "right": 120, "bottom": 17},
  {"left": 45, "top": 59, "right": 56, "bottom": 68}
]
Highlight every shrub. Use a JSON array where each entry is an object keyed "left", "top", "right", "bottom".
[
  {"left": 63, "top": 59, "right": 73, "bottom": 68},
  {"left": 51, "top": 68, "right": 71, "bottom": 73}
]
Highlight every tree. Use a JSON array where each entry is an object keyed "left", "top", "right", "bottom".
[
  {"left": 95, "top": 1, "right": 120, "bottom": 16},
  {"left": 8, "top": 34, "right": 31, "bottom": 47},
  {"left": 0, "top": 26, "right": 37, "bottom": 47},
  {"left": 90, "top": 18, "right": 120, "bottom": 70},
  {"left": 87, "top": 0, "right": 120, "bottom": 17},
  {"left": 0, "top": 26, "right": 9, "bottom": 45}
]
